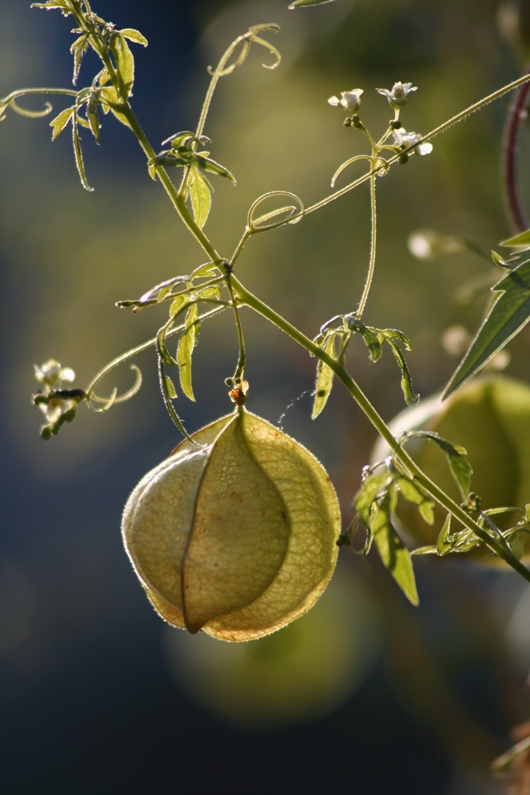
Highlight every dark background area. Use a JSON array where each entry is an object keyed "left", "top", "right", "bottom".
[{"left": 1, "top": 1, "right": 530, "bottom": 793}]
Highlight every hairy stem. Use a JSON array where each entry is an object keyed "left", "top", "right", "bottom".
[{"left": 356, "top": 168, "right": 377, "bottom": 318}]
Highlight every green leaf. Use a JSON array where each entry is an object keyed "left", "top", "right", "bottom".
[
  {"left": 196, "top": 153, "right": 236, "bottom": 184},
  {"left": 386, "top": 339, "right": 418, "bottom": 406},
  {"left": 71, "top": 112, "right": 93, "bottom": 192},
  {"left": 191, "top": 261, "right": 221, "bottom": 280},
  {"left": 70, "top": 34, "right": 89, "bottom": 85},
  {"left": 353, "top": 471, "right": 393, "bottom": 526},
  {"left": 312, "top": 334, "right": 336, "bottom": 419},
  {"left": 395, "top": 476, "right": 435, "bottom": 525},
  {"left": 436, "top": 513, "right": 453, "bottom": 555},
  {"left": 119, "top": 28, "right": 148, "bottom": 47},
  {"left": 109, "top": 34, "right": 135, "bottom": 99},
  {"left": 362, "top": 327, "right": 383, "bottom": 362},
  {"left": 188, "top": 166, "right": 212, "bottom": 229},
  {"left": 169, "top": 294, "right": 189, "bottom": 318},
  {"left": 443, "top": 256, "right": 530, "bottom": 398},
  {"left": 371, "top": 494, "right": 419, "bottom": 605},
  {"left": 86, "top": 98, "right": 100, "bottom": 144},
  {"left": 157, "top": 325, "right": 178, "bottom": 366},
  {"left": 288, "top": 0, "right": 337, "bottom": 7},
  {"left": 198, "top": 285, "right": 221, "bottom": 301},
  {"left": 383, "top": 328, "right": 413, "bottom": 350},
  {"left": 99, "top": 86, "right": 131, "bottom": 128},
  {"left": 500, "top": 229, "right": 530, "bottom": 248},
  {"left": 177, "top": 304, "right": 200, "bottom": 401},
  {"left": 403, "top": 430, "right": 473, "bottom": 500},
  {"left": 164, "top": 374, "right": 178, "bottom": 399},
  {"left": 50, "top": 106, "right": 75, "bottom": 141},
  {"left": 31, "top": 1, "right": 69, "bottom": 9}
]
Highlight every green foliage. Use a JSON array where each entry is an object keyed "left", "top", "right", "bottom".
[
  {"left": 351, "top": 470, "right": 419, "bottom": 604},
  {"left": 5, "top": 0, "right": 530, "bottom": 605},
  {"left": 445, "top": 245, "right": 530, "bottom": 398}
]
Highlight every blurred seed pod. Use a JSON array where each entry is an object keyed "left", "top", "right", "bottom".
[
  {"left": 372, "top": 376, "right": 530, "bottom": 564},
  {"left": 163, "top": 567, "right": 382, "bottom": 729},
  {"left": 122, "top": 408, "right": 341, "bottom": 641}
]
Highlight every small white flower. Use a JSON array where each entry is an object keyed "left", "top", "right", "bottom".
[
  {"left": 393, "top": 127, "right": 433, "bottom": 156},
  {"left": 377, "top": 82, "right": 418, "bottom": 110},
  {"left": 328, "top": 89, "right": 363, "bottom": 115},
  {"left": 34, "top": 359, "right": 75, "bottom": 388}
]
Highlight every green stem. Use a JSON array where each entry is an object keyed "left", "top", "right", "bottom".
[
  {"left": 85, "top": 306, "right": 226, "bottom": 398},
  {"left": 356, "top": 166, "right": 377, "bottom": 318},
  {"left": 231, "top": 275, "right": 530, "bottom": 584}
]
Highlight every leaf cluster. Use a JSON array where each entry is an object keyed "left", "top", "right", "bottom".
[{"left": 312, "top": 315, "right": 417, "bottom": 419}]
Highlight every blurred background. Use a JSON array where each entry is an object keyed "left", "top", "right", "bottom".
[{"left": 2, "top": 0, "right": 530, "bottom": 792}]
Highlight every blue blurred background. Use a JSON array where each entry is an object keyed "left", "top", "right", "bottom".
[{"left": 2, "top": 1, "right": 530, "bottom": 792}]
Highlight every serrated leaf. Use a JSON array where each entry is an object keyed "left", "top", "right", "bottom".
[
  {"left": 371, "top": 494, "right": 419, "bottom": 605},
  {"left": 386, "top": 339, "right": 418, "bottom": 406},
  {"left": 50, "top": 105, "right": 75, "bottom": 141},
  {"left": 109, "top": 34, "right": 135, "bottom": 99},
  {"left": 188, "top": 166, "right": 212, "bottom": 229},
  {"left": 119, "top": 28, "right": 148, "bottom": 47},
  {"left": 444, "top": 256, "right": 530, "bottom": 398},
  {"left": 312, "top": 334, "right": 336, "bottom": 419},
  {"left": 289, "top": 0, "right": 337, "bottom": 7},
  {"left": 500, "top": 229, "right": 530, "bottom": 248},
  {"left": 177, "top": 304, "right": 200, "bottom": 401}
]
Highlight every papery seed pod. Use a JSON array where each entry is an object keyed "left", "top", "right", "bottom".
[{"left": 122, "top": 408, "right": 341, "bottom": 641}]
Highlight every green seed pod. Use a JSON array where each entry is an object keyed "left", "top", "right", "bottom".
[
  {"left": 372, "top": 376, "right": 530, "bottom": 563},
  {"left": 122, "top": 408, "right": 341, "bottom": 641}
]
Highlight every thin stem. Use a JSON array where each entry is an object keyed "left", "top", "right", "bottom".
[
  {"left": 356, "top": 167, "right": 377, "bottom": 318},
  {"left": 503, "top": 65, "right": 530, "bottom": 232},
  {"left": 225, "top": 271, "right": 247, "bottom": 383},
  {"left": 85, "top": 306, "right": 226, "bottom": 398},
  {"left": 1, "top": 87, "right": 78, "bottom": 103},
  {"left": 231, "top": 274, "right": 530, "bottom": 584},
  {"left": 255, "top": 72, "right": 530, "bottom": 227},
  {"left": 229, "top": 229, "right": 252, "bottom": 270}
]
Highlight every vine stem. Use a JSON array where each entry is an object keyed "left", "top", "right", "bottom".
[
  {"left": 355, "top": 168, "right": 377, "bottom": 318},
  {"left": 231, "top": 274, "right": 530, "bottom": 584}
]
